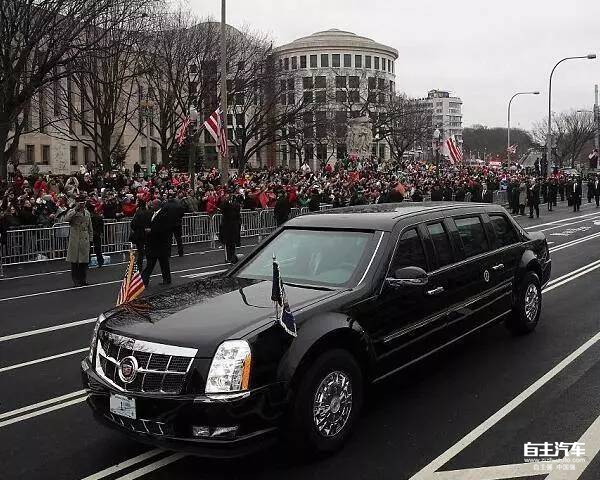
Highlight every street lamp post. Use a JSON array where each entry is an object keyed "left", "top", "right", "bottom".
[
  {"left": 433, "top": 128, "right": 441, "bottom": 177},
  {"left": 547, "top": 54, "right": 596, "bottom": 174},
  {"left": 139, "top": 97, "right": 154, "bottom": 177},
  {"left": 507, "top": 91, "right": 539, "bottom": 163}
]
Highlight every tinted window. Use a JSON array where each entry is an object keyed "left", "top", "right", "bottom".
[
  {"left": 427, "top": 222, "right": 454, "bottom": 268},
  {"left": 391, "top": 229, "right": 428, "bottom": 272},
  {"left": 455, "top": 216, "right": 489, "bottom": 258},
  {"left": 490, "top": 215, "right": 519, "bottom": 248}
]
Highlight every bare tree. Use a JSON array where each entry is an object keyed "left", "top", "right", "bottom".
[
  {"left": 532, "top": 110, "right": 596, "bottom": 168},
  {"left": 0, "top": 0, "right": 154, "bottom": 177}
]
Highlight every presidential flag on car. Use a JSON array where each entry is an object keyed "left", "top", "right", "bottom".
[
  {"left": 271, "top": 256, "right": 297, "bottom": 337},
  {"left": 116, "top": 250, "right": 145, "bottom": 306}
]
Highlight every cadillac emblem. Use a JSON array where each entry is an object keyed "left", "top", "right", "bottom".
[{"left": 118, "top": 356, "right": 138, "bottom": 384}]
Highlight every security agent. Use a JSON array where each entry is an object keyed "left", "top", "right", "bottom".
[{"left": 141, "top": 200, "right": 173, "bottom": 286}]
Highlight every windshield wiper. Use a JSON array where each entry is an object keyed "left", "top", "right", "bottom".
[{"left": 283, "top": 282, "right": 336, "bottom": 291}]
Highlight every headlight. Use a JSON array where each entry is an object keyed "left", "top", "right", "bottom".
[
  {"left": 88, "top": 313, "right": 105, "bottom": 363},
  {"left": 205, "top": 340, "right": 251, "bottom": 394}
]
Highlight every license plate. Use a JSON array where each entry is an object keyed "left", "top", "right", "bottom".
[{"left": 110, "top": 394, "right": 136, "bottom": 419}]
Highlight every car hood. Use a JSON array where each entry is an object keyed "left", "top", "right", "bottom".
[{"left": 101, "top": 275, "right": 339, "bottom": 357}]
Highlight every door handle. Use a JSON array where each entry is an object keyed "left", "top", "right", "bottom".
[
  {"left": 492, "top": 263, "right": 505, "bottom": 271},
  {"left": 426, "top": 286, "right": 445, "bottom": 296}
]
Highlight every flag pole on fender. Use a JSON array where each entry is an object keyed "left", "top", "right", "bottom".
[
  {"left": 271, "top": 255, "right": 297, "bottom": 337},
  {"left": 116, "top": 249, "right": 145, "bottom": 306}
]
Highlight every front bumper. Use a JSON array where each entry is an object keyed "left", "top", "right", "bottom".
[{"left": 81, "top": 359, "right": 287, "bottom": 458}]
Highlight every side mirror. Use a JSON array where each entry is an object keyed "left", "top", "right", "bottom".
[{"left": 386, "top": 266, "right": 428, "bottom": 290}]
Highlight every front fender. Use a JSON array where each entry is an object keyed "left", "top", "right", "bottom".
[
  {"left": 277, "top": 312, "right": 370, "bottom": 384},
  {"left": 516, "top": 249, "right": 542, "bottom": 287}
]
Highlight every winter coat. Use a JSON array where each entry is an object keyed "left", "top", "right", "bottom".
[
  {"left": 219, "top": 199, "right": 241, "bottom": 246},
  {"left": 518, "top": 183, "right": 527, "bottom": 205},
  {"left": 65, "top": 208, "right": 92, "bottom": 263}
]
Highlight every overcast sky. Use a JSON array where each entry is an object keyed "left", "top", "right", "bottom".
[{"left": 192, "top": 0, "right": 600, "bottom": 131}]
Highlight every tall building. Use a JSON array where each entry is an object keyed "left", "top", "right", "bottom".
[
  {"left": 417, "top": 89, "right": 463, "bottom": 146},
  {"left": 273, "top": 29, "right": 398, "bottom": 169}
]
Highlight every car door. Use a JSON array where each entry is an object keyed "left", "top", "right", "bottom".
[
  {"left": 443, "top": 214, "right": 500, "bottom": 336},
  {"left": 486, "top": 213, "right": 524, "bottom": 311},
  {"left": 369, "top": 224, "right": 449, "bottom": 374}
]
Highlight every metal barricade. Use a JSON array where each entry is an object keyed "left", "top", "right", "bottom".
[
  {"left": 181, "top": 214, "right": 212, "bottom": 245},
  {"left": 464, "top": 192, "right": 472, "bottom": 203},
  {"left": 319, "top": 204, "right": 333, "bottom": 211},
  {"left": 240, "top": 210, "right": 262, "bottom": 238},
  {"left": 2, "top": 226, "right": 54, "bottom": 264},
  {"left": 259, "top": 209, "right": 277, "bottom": 238},
  {"left": 211, "top": 214, "right": 222, "bottom": 248},
  {"left": 102, "top": 221, "right": 132, "bottom": 254}
]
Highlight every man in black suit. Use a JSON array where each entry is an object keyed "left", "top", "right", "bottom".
[
  {"left": 142, "top": 201, "right": 173, "bottom": 286},
  {"left": 219, "top": 190, "right": 242, "bottom": 264},
  {"left": 528, "top": 178, "right": 541, "bottom": 218},
  {"left": 165, "top": 193, "right": 185, "bottom": 257},
  {"left": 274, "top": 188, "right": 291, "bottom": 226},
  {"left": 593, "top": 175, "right": 600, "bottom": 207},
  {"left": 572, "top": 177, "right": 583, "bottom": 212}
]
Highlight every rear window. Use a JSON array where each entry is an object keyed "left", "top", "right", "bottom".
[
  {"left": 427, "top": 222, "right": 454, "bottom": 268},
  {"left": 454, "top": 216, "right": 489, "bottom": 258},
  {"left": 490, "top": 215, "right": 519, "bottom": 248}
]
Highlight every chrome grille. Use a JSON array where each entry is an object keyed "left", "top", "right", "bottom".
[{"left": 95, "top": 332, "right": 197, "bottom": 395}]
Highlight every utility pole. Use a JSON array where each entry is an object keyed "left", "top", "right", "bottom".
[
  {"left": 219, "top": 0, "right": 229, "bottom": 185},
  {"left": 595, "top": 84, "right": 599, "bottom": 164}
]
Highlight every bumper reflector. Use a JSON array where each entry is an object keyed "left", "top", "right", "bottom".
[{"left": 192, "top": 425, "right": 238, "bottom": 438}]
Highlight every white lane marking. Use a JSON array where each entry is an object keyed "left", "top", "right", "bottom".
[
  {"left": 547, "top": 241, "right": 555, "bottom": 245},
  {"left": 80, "top": 449, "right": 165, "bottom": 480},
  {"left": 431, "top": 462, "right": 542, "bottom": 479},
  {"left": 525, "top": 212, "right": 599, "bottom": 230},
  {"left": 549, "top": 231, "right": 600, "bottom": 253},
  {"left": 546, "top": 259, "right": 600, "bottom": 287},
  {"left": 543, "top": 262, "right": 600, "bottom": 293},
  {"left": 112, "top": 453, "right": 186, "bottom": 480},
  {"left": 0, "top": 244, "right": 256, "bottom": 282},
  {"left": 180, "top": 269, "right": 227, "bottom": 279},
  {"left": 0, "top": 396, "right": 87, "bottom": 428},
  {"left": 0, "top": 347, "right": 88, "bottom": 373},
  {"left": 0, "top": 263, "right": 230, "bottom": 303},
  {"left": 409, "top": 330, "right": 600, "bottom": 479},
  {"left": 0, "top": 389, "right": 86, "bottom": 420},
  {"left": 0, "top": 318, "right": 96, "bottom": 343},
  {"left": 537, "top": 216, "right": 600, "bottom": 233}
]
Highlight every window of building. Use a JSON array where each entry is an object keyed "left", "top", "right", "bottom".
[
  {"left": 300, "top": 55, "right": 307, "bottom": 69},
  {"left": 336, "top": 90, "right": 348, "bottom": 103},
  {"left": 315, "top": 90, "right": 326, "bottom": 103},
  {"left": 280, "top": 79, "right": 287, "bottom": 91},
  {"left": 317, "top": 144, "right": 327, "bottom": 161},
  {"left": 315, "top": 76, "right": 326, "bottom": 89},
  {"left": 349, "top": 90, "right": 360, "bottom": 103},
  {"left": 316, "top": 111, "right": 327, "bottom": 139},
  {"left": 454, "top": 216, "right": 489, "bottom": 258},
  {"left": 84, "top": 146, "right": 91, "bottom": 166},
  {"left": 288, "top": 92, "right": 295, "bottom": 104},
  {"left": 349, "top": 76, "right": 359, "bottom": 89},
  {"left": 490, "top": 215, "right": 519, "bottom": 248},
  {"left": 335, "top": 111, "right": 347, "bottom": 138},
  {"left": 310, "top": 55, "right": 317, "bottom": 68},
  {"left": 378, "top": 92, "right": 386, "bottom": 104},
  {"left": 151, "top": 146, "right": 158, "bottom": 165},
  {"left": 305, "top": 144, "right": 314, "bottom": 160},
  {"left": 344, "top": 54, "right": 351, "bottom": 67},
  {"left": 291, "top": 56, "right": 297, "bottom": 70},
  {"left": 427, "top": 222, "right": 454, "bottom": 268},
  {"left": 374, "top": 56, "right": 380, "bottom": 70},
  {"left": 41, "top": 145, "right": 50, "bottom": 165},
  {"left": 336, "top": 76, "right": 347, "bottom": 88},
  {"left": 236, "top": 114, "right": 245, "bottom": 126},
  {"left": 355, "top": 55, "right": 362, "bottom": 68},
  {"left": 287, "top": 78, "right": 294, "bottom": 90},
  {"left": 368, "top": 77, "right": 376, "bottom": 90},
  {"left": 303, "top": 77, "right": 313, "bottom": 89},
  {"left": 25, "top": 144, "right": 35, "bottom": 164},
  {"left": 378, "top": 144, "right": 386, "bottom": 159},
  {"left": 70, "top": 146, "right": 78, "bottom": 165},
  {"left": 303, "top": 113, "right": 314, "bottom": 138},
  {"left": 320, "top": 54, "right": 329, "bottom": 68},
  {"left": 303, "top": 91, "right": 313, "bottom": 103},
  {"left": 365, "top": 55, "right": 372, "bottom": 69},
  {"left": 391, "top": 229, "right": 428, "bottom": 272},
  {"left": 140, "top": 146, "right": 147, "bottom": 164},
  {"left": 284, "top": 58, "right": 289, "bottom": 70},
  {"left": 378, "top": 78, "right": 386, "bottom": 90},
  {"left": 332, "top": 54, "right": 340, "bottom": 68},
  {"left": 388, "top": 58, "right": 391, "bottom": 72}
]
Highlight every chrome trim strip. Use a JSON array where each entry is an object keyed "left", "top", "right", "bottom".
[
  {"left": 99, "top": 353, "right": 189, "bottom": 375},
  {"left": 374, "top": 310, "right": 512, "bottom": 383},
  {"left": 104, "top": 332, "right": 198, "bottom": 358},
  {"left": 357, "top": 231, "right": 385, "bottom": 286}
]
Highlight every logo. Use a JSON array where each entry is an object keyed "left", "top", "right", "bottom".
[
  {"left": 484, "top": 270, "right": 490, "bottom": 283},
  {"left": 118, "top": 356, "right": 138, "bottom": 384}
]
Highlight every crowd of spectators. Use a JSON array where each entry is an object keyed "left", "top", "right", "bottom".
[{"left": 0, "top": 156, "right": 552, "bottom": 237}]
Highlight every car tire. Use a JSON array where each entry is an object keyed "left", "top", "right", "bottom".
[
  {"left": 506, "top": 271, "right": 542, "bottom": 334},
  {"left": 286, "top": 349, "right": 363, "bottom": 457}
]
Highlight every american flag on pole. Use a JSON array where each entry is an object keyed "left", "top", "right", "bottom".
[
  {"left": 175, "top": 116, "right": 192, "bottom": 146},
  {"left": 507, "top": 144, "right": 518, "bottom": 155},
  {"left": 445, "top": 135, "right": 463, "bottom": 164},
  {"left": 204, "top": 107, "right": 228, "bottom": 158},
  {"left": 116, "top": 250, "right": 145, "bottom": 306},
  {"left": 271, "top": 256, "right": 297, "bottom": 337}
]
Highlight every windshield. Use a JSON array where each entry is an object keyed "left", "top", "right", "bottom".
[{"left": 237, "top": 229, "right": 375, "bottom": 287}]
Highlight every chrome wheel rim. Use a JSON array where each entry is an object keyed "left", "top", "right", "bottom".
[
  {"left": 524, "top": 284, "right": 539, "bottom": 323},
  {"left": 313, "top": 371, "right": 353, "bottom": 437}
]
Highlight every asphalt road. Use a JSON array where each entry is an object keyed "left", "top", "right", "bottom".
[{"left": 2, "top": 201, "right": 600, "bottom": 480}]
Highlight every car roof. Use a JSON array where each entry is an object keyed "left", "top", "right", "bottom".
[{"left": 286, "top": 202, "right": 507, "bottom": 231}]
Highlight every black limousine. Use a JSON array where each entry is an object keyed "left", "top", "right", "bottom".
[{"left": 82, "top": 202, "right": 551, "bottom": 457}]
